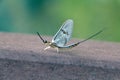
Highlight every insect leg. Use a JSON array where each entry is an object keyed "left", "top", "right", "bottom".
[
  {"left": 56, "top": 48, "right": 59, "bottom": 53},
  {"left": 44, "top": 46, "right": 51, "bottom": 50}
]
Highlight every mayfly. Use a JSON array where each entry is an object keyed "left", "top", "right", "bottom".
[{"left": 37, "top": 19, "right": 103, "bottom": 52}]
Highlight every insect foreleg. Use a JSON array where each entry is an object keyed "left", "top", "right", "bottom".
[{"left": 44, "top": 46, "right": 51, "bottom": 50}]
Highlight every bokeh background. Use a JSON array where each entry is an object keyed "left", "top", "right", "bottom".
[{"left": 0, "top": 0, "right": 120, "bottom": 42}]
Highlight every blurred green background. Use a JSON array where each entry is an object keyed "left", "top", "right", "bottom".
[{"left": 0, "top": 0, "right": 120, "bottom": 42}]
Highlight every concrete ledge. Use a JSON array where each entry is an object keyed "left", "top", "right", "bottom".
[
  {"left": 0, "top": 32, "right": 120, "bottom": 80},
  {"left": 0, "top": 32, "right": 120, "bottom": 69}
]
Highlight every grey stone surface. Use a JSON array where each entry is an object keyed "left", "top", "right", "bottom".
[
  {"left": 0, "top": 59, "right": 120, "bottom": 80},
  {"left": 0, "top": 32, "right": 120, "bottom": 80}
]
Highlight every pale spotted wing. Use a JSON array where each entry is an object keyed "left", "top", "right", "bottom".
[{"left": 52, "top": 19, "right": 73, "bottom": 47}]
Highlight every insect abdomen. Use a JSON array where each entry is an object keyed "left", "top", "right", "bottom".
[
  {"left": 57, "top": 42, "right": 80, "bottom": 49},
  {"left": 68, "top": 42, "right": 80, "bottom": 48}
]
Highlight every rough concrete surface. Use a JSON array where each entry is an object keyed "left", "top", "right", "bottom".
[{"left": 0, "top": 32, "right": 120, "bottom": 80}]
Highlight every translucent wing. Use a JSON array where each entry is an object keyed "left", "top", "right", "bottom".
[{"left": 52, "top": 19, "right": 73, "bottom": 47}]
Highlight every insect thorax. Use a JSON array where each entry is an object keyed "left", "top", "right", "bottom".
[
  {"left": 44, "top": 41, "right": 57, "bottom": 48},
  {"left": 48, "top": 42, "right": 58, "bottom": 48}
]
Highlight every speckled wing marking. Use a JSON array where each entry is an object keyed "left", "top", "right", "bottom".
[
  {"left": 52, "top": 19, "right": 73, "bottom": 47},
  {"left": 57, "top": 29, "right": 104, "bottom": 49}
]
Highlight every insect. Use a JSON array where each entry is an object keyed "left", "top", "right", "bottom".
[{"left": 37, "top": 19, "right": 103, "bottom": 52}]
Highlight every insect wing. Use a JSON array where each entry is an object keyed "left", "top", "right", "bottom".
[{"left": 52, "top": 19, "right": 73, "bottom": 47}]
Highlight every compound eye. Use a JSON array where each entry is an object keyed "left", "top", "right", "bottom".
[{"left": 44, "top": 40, "right": 47, "bottom": 43}]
